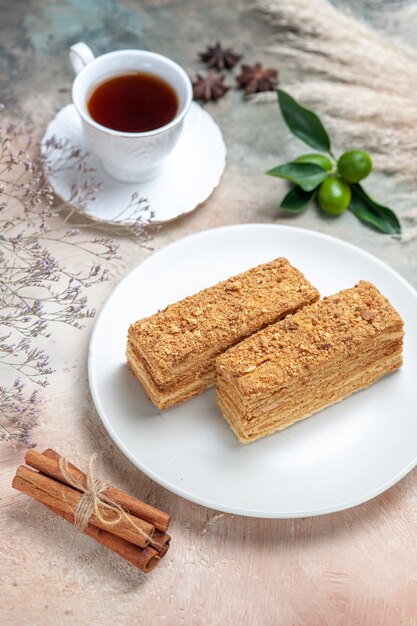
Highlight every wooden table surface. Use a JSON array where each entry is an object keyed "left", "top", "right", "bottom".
[{"left": 1, "top": 1, "right": 417, "bottom": 624}]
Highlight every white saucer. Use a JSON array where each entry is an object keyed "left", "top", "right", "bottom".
[{"left": 41, "top": 103, "right": 226, "bottom": 224}]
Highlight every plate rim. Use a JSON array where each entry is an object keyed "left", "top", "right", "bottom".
[
  {"left": 42, "top": 102, "right": 227, "bottom": 225},
  {"left": 88, "top": 224, "right": 417, "bottom": 518}
]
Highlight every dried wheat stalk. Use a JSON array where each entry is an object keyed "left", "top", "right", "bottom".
[
  {"left": 254, "top": 0, "right": 417, "bottom": 173},
  {"left": 254, "top": 0, "right": 417, "bottom": 237}
]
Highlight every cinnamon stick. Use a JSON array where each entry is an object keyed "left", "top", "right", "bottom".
[
  {"left": 26, "top": 449, "right": 170, "bottom": 532},
  {"left": 14, "top": 466, "right": 154, "bottom": 548},
  {"left": 152, "top": 530, "right": 171, "bottom": 557},
  {"left": 13, "top": 475, "right": 161, "bottom": 573}
]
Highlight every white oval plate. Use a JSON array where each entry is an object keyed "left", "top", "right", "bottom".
[
  {"left": 88, "top": 225, "right": 417, "bottom": 517},
  {"left": 42, "top": 103, "right": 226, "bottom": 224}
]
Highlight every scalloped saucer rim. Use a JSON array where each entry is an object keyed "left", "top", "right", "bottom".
[{"left": 41, "top": 102, "right": 226, "bottom": 224}]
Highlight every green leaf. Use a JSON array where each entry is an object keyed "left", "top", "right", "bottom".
[
  {"left": 266, "top": 162, "right": 328, "bottom": 192},
  {"left": 277, "top": 89, "right": 331, "bottom": 153},
  {"left": 280, "top": 186, "right": 316, "bottom": 213},
  {"left": 348, "top": 196, "right": 391, "bottom": 233},
  {"left": 348, "top": 183, "right": 401, "bottom": 235}
]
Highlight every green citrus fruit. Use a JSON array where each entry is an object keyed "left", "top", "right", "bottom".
[
  {"left": 295, "top": 153, "right": 333, "bottom": 171},
  {"left": 318, "top": 176, "right": 351, "bottom": 215},
  {"left": 337, "top": 150, "right": 372, "bottom": 183}
]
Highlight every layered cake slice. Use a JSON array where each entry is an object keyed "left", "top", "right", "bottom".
[
  {"left": 216, "top": 281, "right": 404, "bottom": 443},
  {"left": 127, "top": 258, "right": 319, "bottom": 409}
]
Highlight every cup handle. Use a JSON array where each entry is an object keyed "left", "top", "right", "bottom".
[{"left": 69, "top": 42, "right": 95, "bottom": 75}]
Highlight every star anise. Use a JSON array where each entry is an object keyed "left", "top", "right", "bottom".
[
  {"left": 192, "top": 71, "right": 230, "bottom": 102},
  {"left": 199, "top": 42, "right": 242, "bottom": 71},
  {"left": 236, "top": 63, "right": 278, "bottom": 95}
]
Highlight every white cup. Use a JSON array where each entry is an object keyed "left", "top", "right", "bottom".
[{"left": 69, "top": 42, "right": 193, "bottom": 183}]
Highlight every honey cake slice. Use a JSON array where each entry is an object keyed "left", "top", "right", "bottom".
[
  {"left": 216, "top": 281, "right": 404, "bottom": 443},
  {"left": 127, "top": 258, "right": 319, "bottom": 409}
]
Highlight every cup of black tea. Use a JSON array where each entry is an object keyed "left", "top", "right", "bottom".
[{"left": 69, "top": 42, "right": 192, "bottom": 183}]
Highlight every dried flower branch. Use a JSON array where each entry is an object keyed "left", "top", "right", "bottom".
[
  {"left": 0, "top": 379, "right": 40, "bottom": 448},
  {"left": 0, "top": 118, "right": 154, "bottom": 448}
]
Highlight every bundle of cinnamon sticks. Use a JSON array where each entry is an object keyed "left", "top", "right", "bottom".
[{"left": 12, "top": 449, "right": 171, "bottom": 573}]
